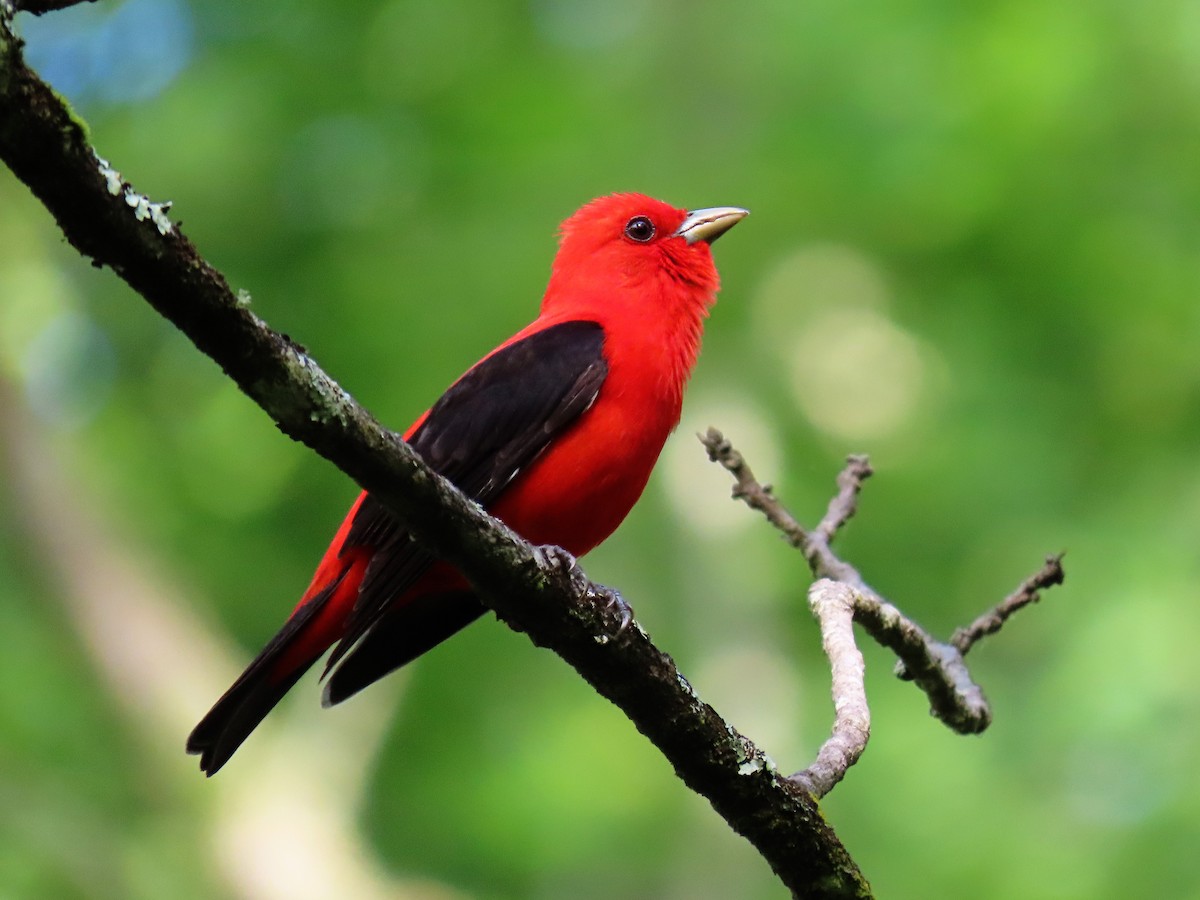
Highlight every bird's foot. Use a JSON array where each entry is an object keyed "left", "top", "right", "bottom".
[
  {"left": 536, "top": 545, "right": 635, "bottom": 641},
  {"left": 589, "top": 583, "right": 635, "bottom": 639}
]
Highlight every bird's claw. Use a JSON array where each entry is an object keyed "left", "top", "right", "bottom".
[
  {"left": 591, "top": 584, "right": 634, "bottom": 639},
  {"left": 540, "top": 545, "right": 634, "bottom": 639}
]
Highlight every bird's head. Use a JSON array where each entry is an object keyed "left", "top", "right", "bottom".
[{"left": 543, "top": 193, "right": 747, "bottom": 320}]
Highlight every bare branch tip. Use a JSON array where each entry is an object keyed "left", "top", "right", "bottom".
[
  {"left": 948, "top": 552, "right": 1068, "bottom": 661},
  {"left": 840, "top": 455, "right": 873, "bottom": 485},
  {"left": 699, "top": 427, "right": 731, "bottom": 463},
  {"left": 1044, "top": 552, "right": 1066, "bottom": 585}
]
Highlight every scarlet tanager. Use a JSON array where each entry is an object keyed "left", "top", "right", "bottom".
[{"left": 187, "top": 193, "right": 747, "bottom": 775}]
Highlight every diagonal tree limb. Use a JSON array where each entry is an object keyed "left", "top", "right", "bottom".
[{"left": 0, "top": 20, "right": 870, "bottom": 898}]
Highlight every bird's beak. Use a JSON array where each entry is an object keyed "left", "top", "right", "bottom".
[{"left": 674, "top": 206, "right": 750, "bottom": 245}]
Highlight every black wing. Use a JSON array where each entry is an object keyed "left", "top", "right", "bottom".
[{"left": 321, "top": 319, "right": 608, "bottom": 698}]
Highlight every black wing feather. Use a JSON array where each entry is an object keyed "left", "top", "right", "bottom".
[
  {"left": 322, "top": 320, "right": 607, "bottom": 692},
  {"left": 321, "top": 591, "right": 485, "bottom": 707}
]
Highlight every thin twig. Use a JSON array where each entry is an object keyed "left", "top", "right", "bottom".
[
  {"left": 795, "top": 580, "right": 870, "bottom": 798},
  {"left": 814, "top": 455, "right": 873, "bottom": 545},
  {"left": 952, "top": 554, "right": 1065, "bottom": 655},
  {"left": 702, "top": 428, "right": 808, "bottom": 548}
]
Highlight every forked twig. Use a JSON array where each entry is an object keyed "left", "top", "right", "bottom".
[{"left": 701, "top": 427, "right": 1064, "bottom": 796}]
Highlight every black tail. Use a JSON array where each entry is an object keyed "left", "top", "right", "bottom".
[
  {"left": 187, "top": 663, "right": 311, "bottom": 776},
  {"left": 187, "top": 586, "right": 333, "bottom": 776}
]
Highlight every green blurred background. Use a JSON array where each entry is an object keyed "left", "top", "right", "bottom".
[{"left": 2, "top": 0, "right": 1199, "bottom": 897}]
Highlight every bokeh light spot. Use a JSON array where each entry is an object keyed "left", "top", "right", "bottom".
[
  {"left": 753, "top": 244, "right": 938, "bottom": 443},
  {"left": 752, "top": 243, "right": 890, "bottom": 343},
  {"left": 788, "top": 307, "right": 927, "bottom": 442}
]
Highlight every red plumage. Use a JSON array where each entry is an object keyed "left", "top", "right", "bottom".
[{"left": 188, "top": 194, "right": 746, "bottom": 774}]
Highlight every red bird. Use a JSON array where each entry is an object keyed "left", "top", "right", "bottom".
[{"left": 187, "top": 193, "right": 747, "bottom": 774}]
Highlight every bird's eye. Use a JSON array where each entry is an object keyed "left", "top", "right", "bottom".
[{"left": 623, "top": 216, "right": 656, "bottom": 243}]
